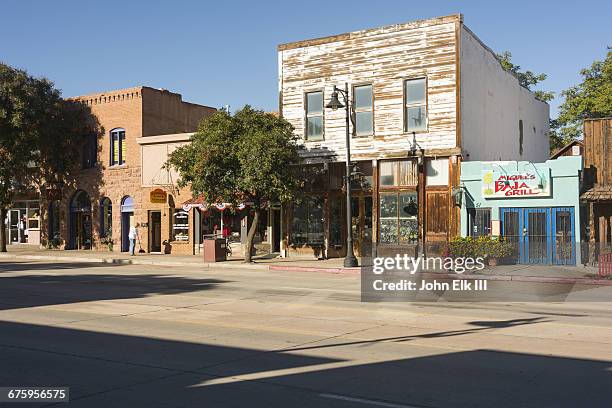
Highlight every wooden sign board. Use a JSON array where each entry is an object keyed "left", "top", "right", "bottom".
[{"left": 150, "top": 189, "right": 167, "bottom": 204}]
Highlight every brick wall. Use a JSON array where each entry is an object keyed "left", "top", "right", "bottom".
[{"left": 40, "top": 86, "right": 215, "bottom": 255}]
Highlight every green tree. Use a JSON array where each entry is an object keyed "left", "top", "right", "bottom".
[
  {"left": 168, "top": 106, "right": 301, "bottom": 263},
  {"left": 497, "top": 51, "right": 555, "bottom": 103},
  {"left": 0, "top": 63, "right": 97, "bottom": 252},
  {"left": 555, "top": 49, "right": 612, "bottom": 143}
]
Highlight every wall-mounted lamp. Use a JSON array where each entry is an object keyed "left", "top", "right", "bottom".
[
  {"left": 409, "top": 131, "right": 424, "bottom": 165},
  {"left": 452, "top": 185, "right": 463, "bottom": 207}
]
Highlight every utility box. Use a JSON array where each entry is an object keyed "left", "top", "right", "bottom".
[{"left": 203, "top": 238, "right": 227, "bottom": 262}]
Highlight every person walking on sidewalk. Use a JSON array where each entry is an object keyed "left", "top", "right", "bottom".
[{"left": 128, "top": 225, "right": 138, "bottom": 256}]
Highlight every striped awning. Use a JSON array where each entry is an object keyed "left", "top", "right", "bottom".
[{"left": 182, "top": 194, "right": 250, "bottom": 211}]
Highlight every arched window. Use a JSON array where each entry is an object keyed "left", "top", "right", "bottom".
[
  {"left": 71, "top": 190, "right": 92, "bottom": 213},
  {"left": 100, "top": 198, "right": 112, "bottom": 238},
  {"left": 121, "top": 196, "right": 134, "bottom": 213},
  {"left": 110, "top": 128, "right": 126, "bottom": 166}
]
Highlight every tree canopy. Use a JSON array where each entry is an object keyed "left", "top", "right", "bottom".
[
  {"left": 167, "top": 106, "right": 301, "bottom": 262},
  {"left": 553, "top": 49, "right": 612, "bottom": 147},
  {"left": 497, "top": 51, "right": 555, "bottom": 103},
  {"left": 0, "top": 63, "right": 98, "bottom": 251}
]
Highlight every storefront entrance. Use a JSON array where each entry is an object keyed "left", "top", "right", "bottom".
[
  {"left": 5, "top": 201, "right": 40, "bottom": 245},
  {"left": 120, "top": 196, "right": 134, "bottom": 252},
  {"left": 69, "top": 191, "right": 92, "bottom": 250},
  {"left": 501, "top": 207, "right": 575, "bottom": 265},
  {"left": 325, "top": 194, "right": 373, "bottom": 258},
  {"left": 149, "top": 211, "right": 162, "bottom": 253}
]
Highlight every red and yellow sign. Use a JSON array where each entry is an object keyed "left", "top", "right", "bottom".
[
  {"left": 482, "top": 169, "right": 550, "bottom": 198},
  {"left": 150, "top": 189, "right": 167, "bottom": 204}
]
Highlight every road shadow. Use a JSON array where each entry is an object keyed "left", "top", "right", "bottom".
[
  {"left": 282, "top": 317, "right": 548, "bottom": 351},
  {"left": 0, "top": 320, "right": 610, "bottom": 407},
  {"left": 0, "top": 264, "right": 229, "bottom": 310}
]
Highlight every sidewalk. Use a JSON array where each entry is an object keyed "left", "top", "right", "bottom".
[
  {"left": 1, "top": 245, "right": 611, "bottom": 286},
  {"left": 0, "top": 245, "right": 357, "bottom": 272}
]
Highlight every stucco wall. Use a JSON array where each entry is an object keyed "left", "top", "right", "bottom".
[
  {"left": 460, "top": 26, "right": 550, "bottom": 163},
  {"left": 459, "top": 156, "right": 582, "bottom": 262}
]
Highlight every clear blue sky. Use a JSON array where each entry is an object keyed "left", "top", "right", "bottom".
[{"left": 2, "top": 0, "right": 610, "bottom": 116}]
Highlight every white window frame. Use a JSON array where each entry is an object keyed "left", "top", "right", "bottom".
[{"left": 404, "top": 78, "right": 428, "bottom": 133}]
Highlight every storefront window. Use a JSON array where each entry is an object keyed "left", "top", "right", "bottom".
[
  {"left": 291, "top": 196, "right": 324, "bottom": 246},
  {"left": 329, "top": 197, "right": 343, "bottom": 246},
  {"left": 380, "top": 160, "right": 417, "bottom": 187},
  {"left": 426, "top": 158, "right": 449, "bottom": 186},
  {"left": 379, "top": 192, "right": 418, "bottom": 244},
  {"left": 468, "top": 208, "right": 491, "bottom": 236},
  {"left": 172, "top": 209, "right": 189, "bottom": 241}
]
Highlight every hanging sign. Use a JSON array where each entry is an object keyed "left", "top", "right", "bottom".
[
  {"left": 150, "top": 189, "right": 167, "bottom": 204},
  {"left": 482, "top": 169, "right": 550, "bottom": 198}
]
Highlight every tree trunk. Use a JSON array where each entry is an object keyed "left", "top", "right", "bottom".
[
  {"left": 244, "top": 208, "right": 260, "bottom": 263},
  {"left": 0, "top": 207, "right": 7, "bottom": 253}
]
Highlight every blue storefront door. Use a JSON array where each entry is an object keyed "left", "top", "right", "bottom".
[
  {"left": 500, "top": 207, "right": 575, "bottom": 265},
  {"left": 551, "top": 207, "right": 576, "bottom": 265}
]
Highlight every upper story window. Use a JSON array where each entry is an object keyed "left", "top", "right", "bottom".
[
  {"left": 81, "top": 134, "right": 97, "bottom": 169},
  {"left": 354, "top": 84, "right": 373, "bottom": 137},
  {"left": 305, "top": 91, "right": 324, "bottom": 141},
  {"left": 110, "top": 128, "right": 126, "bottom": 166},
  {"left": 404, "top": 78, "right": 427, "bottom": 132}
]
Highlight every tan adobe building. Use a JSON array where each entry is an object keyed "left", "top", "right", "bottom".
[{"left": 40, "top": 86, "right": 216, "bottom": 255}]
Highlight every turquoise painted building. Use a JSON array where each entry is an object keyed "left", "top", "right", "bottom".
[{"left": 460, "top": 156, "right": 582, "bottom": 265}]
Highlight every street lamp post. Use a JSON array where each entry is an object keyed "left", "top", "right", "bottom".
[
  {"left": 326, "top": 83, "right": 358, "bottom": 267},
  {"left": 410, "top": 131, "right": 425, "bottom": 259}
]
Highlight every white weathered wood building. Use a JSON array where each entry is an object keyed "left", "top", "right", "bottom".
[{"left": 277, "top": 14, "right": 549, "bottom": 258}]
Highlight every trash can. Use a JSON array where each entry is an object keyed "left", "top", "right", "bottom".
[{"left": 203, "top": 237, "right": 227, "bottom": 262}]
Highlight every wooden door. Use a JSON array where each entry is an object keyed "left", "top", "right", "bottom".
[{"left": 425, "top": 191, "right": 449, "bottom": 241}]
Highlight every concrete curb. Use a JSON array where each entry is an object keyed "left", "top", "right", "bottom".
[
  {"left": 0, "top": 253, "right": 268, "bottom": 270},
  {"left": 2, "top": 252, "right": 611, "bottom": 285},
  {"left": 268, "top": 265, "right": 361, "bottom": 274}
]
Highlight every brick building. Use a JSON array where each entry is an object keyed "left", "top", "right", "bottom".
[{"left": 40, "top": 86, "right": 216, "bottom": 255}]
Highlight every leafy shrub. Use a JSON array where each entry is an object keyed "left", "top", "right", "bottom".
[{"left": 449, "top": 236, "right": 513, "bottom": 259}]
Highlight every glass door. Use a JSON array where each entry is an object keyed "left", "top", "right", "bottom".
[
  {"left": 552, "top": 207, "right": 575, "bottom": 265},
  {"left": 501, "top": 208, "right": 522, "bottom": 262},
  {"left": 9, "top": 209, "right": 20, "bottom": 243},
  {"left": 524, "top": 208, "right": 550, "bottom": 264}
]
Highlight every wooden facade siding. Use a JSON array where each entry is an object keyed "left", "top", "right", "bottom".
[
  {"left": 584, "top": 118, "right": 612, "bottom": 187},
  {"left": 279, "top": 17, "right": 460, "bottom": 161}
]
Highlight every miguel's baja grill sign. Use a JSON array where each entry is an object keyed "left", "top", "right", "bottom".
[{"left": 482, "top": 168, "right": 550, "bottom": 198}]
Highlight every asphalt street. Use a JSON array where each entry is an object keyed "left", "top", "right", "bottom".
[{"left": 0, "top": 259, "right": 611, "bottom": 407}]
